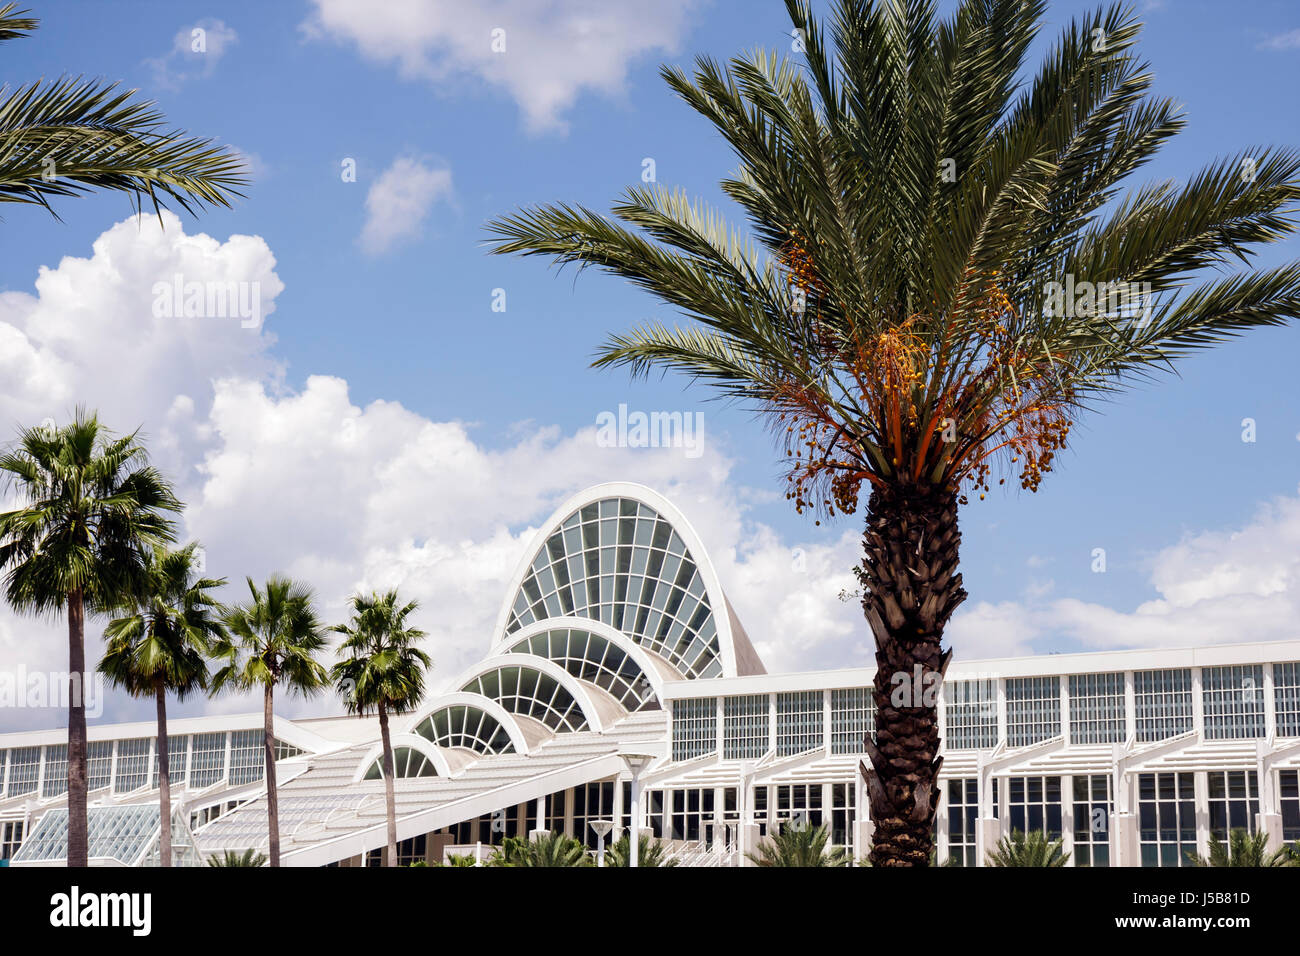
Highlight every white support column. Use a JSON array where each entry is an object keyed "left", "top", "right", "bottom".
[
  {"left": 823, "top": 689, "right": 833, "bottom": 754},
  {"left": 716, "top": 696, "right": 725, "bottom": 757},
  {"left": 611, "top": 776, "right": 625, "bottom": 839},
  {"left": 996, "top": 679, "right": 1008, "bottom": 749},
  {"left": 1192, "top": 668, "right": 1206, "bottom": 739},
  {"left": 1124, "top": 671, "right": 1137, "bottom": 743},
  {"left": 1062, "top": 773, "right": 1075, "bottom": 863},
  {"left": 1194, "top": 770, "right": 1210, "bottom": 858},
  {"left": 1060, "top": 675, "right": 1071, "bottom": 747},
  {"left": 1264, "top": 664, "right": 1278, "bottom": 740},
  {"left": 768, "top": 693, "right": 778, "bottom": 755}
]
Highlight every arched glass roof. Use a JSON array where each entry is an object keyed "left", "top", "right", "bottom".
[
  {"left": 413, "top": 704, "right": 516, "bottom": 755},
  {"left": 461, "top": 664, "right": 590, "bottom": 733},
  {"left": 503, "top": 497, "right": 723, "bottom": 679},
  {"left": 507, "top": 626, "right": 660, "bottom": 712},
  {"left": 362, "top": 746, "right": 438, "bottom": 780}
]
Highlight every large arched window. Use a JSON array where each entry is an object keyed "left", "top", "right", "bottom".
[
  {"left": 507, "top": 627, "right": 660, "bottom": 711},
  {"left": 362, "top": 747, "right": 438, "bottom": 780},
  {"left": 503, "top": 498, "right": 722, "bottom": 679},
  {"left": 413, "top": 704, "right": 516, "bottom": 755},
  {"left": 461, "top": 665, "right": 589, "bottom": 733}
]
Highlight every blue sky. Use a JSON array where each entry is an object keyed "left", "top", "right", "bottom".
[{"left": 2, "top": 0, "right": 1299, "bottom": 725}]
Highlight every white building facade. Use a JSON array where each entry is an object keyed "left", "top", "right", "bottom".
[{"left": 2, "top": 482, "right": 1298, "bottom": 866}]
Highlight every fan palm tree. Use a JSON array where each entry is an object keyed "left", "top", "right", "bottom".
[
  {"left": 1191, "top": 828, "right": 1300, "bottom": 867},
  {"left": 330, "top": 589, "right": 431, "bottom": 868},
  {"left": 207, "top": 848, "right": 267, "bottom": 868},
  {"left": 486, "top": 0, "right": 1300, "bottom": 866},
  {"left": 210, "top": 576, "right": 328, "bottom": 867},
  {"left": 746, "top": 822, "right": 849, "bottom": 867},
  {"left": 0, "top": 4, "right": 245, "bottom": 221},
  {"left": 986, "top": 829, "right": 1070, "bottom": 867},
  {"left": 489, "top": 831, "right": 592, "bottom": 867},
  {"left": 0, "top": 411, "right": 179, "bottom": 866},
  {"left": 605, "top": 832, "right": 679, "bottom": 867},
  {"left": 98, "top": 542, "right": 225, "bottom": 867}
]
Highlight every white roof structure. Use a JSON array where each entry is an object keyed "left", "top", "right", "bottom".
[{"left": 3, "top": 482, "right": 1300, "bottom": 867}]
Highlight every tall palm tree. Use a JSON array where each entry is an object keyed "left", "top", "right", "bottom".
[
  {"left": 1191, "top": 828, "right": 1300, "bottom": 868},
  {"left": 330, "top": 589, "right": 431, "bottom": 868},
  {"left": 985, "top": 829, "right": 1070, "bottom": 867},
  {"left": 0, "top": 411, "right": 178, "bottom": 866},
  {"left": 486, "top": 0, "right": 1300, "bottom": 865},
  {"left": 211, "top": 576, "right": 328, "bottom": 867},
  {"left": 746, "top": 822, "right": 849, "bottom": 867},
  {"left": 98, "top": 542, "right": 225, "bottom": 867},
  {"left": 0, "top": 4, "right": 246, "bottom": 220}
]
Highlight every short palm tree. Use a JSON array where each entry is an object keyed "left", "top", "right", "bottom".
[
  {"left": 486, "top": 0, "right": 1300, "bottom": 865},
  {"left": 0, "top": 411, "right": 178, "bottom": 866},
  {"left": 98, "top": 542, "right": 225, "bottom": 867},
  {"left": 207, "top": 848, "right": 267, "bottom": 868},
  {"left": 489, "top": 831, "right": 591, "bottom": 867},
  {"left": 211, "top": 576, "right": 328, "bottom": 867},
  {"left": 605, "top": 832, "right": 679, "bottom": 867},
  {"left": 747, "top": 823, "right": 849, "bottom": 867},
  {"left": 986, "top": 829, "right": 1069, "bottom": 867},
  {"left": 330, "top": 589, "right": 431, "bottom": 868},
  {"left": 1191, "top": 828, "right": 1300, "bottom": 867},
  {"left": 0, "top": 4, "right": 246, "bottom": 220}
]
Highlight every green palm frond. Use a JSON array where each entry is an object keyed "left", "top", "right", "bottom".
[
  {"left": 207, "top": 848, "right": 267, "bottom": 867},
  {"left": 746, "top": 822, "right": 849, "bottom": 867},
  {"left": 486, "top": 0, "right": 1300, "bottom": 512},
  {"left": 1191, "top": 829, "right": 1300, "bottom": 867},
  {"left": 488, "top": 831, "right": 592, "bottom": 867},
  {"left": 604, "top": 832, "right": 679, "bottom": 867},
  {"left": 985, "top": 829, "right": 1070, "bottom": 867},
  {"left": 0, "top": 5, "right": 246, "bottom": 221}
]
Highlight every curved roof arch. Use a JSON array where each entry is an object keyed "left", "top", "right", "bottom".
[
  {"left": 502, "top": 617, "right": 669, "bottom": 711},
  {"left": 350, "top": 735, "right": 452, "bottom": 784},
  {"left": 492, "top": 482, "right": 764, "bottom": 679},
  {"left": 450, "top": 653, "right": 609, "bottom": 734},
  {"left": 402, "top": 692, "right": 531, "bottom": 756}
]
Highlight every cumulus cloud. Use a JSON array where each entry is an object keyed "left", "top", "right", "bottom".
[
  {"left": 304, "top": 0, "right": 700, "bottom": 133},
  {"left": 1260, "top": 29, "right": 1300, "bottom": 51},
  {"left": 359, "top": 157, "right": 454, "bottom": 255},
  {"left": 145, "top": 19, "right": 239, "bottom": 90}
]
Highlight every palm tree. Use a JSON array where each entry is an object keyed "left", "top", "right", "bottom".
[
  {"left": 0, "top": 4, "right": 246, "bottom": 220},
  {"left": 746, "top": 823, "right": 849, "bottom": 867},
  {"left": 0, "top": 411, "right": 178, "bottom": 866},
  {"left": 207, "top": 848, "right": 267, "bottom": 868},
  {"left": 1191, "top": 828, "right": 1300, "bottom": 867},
  {"left": 211, "top": 576, "right": 328, "bottom": 867},
  {"left": 986, "top": 829, "right": 1069, "bottom": 867},
  {"left": 330, "top": 589, "right": 431, "bottom": 868},
  {"left": 98, "top": 542, "right": 224, "bottom": 867},
  {"left": 489, "top": 831, "right": 592, "bottom": 867},
  {"left": 486, "top": 0, "right": 1300, "bottom": 866},
  {"left": 605, "top": 832, "right": 679, "bottom": 867}
]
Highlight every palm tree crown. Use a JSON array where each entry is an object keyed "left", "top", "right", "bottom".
[
  {"left": 1192, "top": 828, "right": 1299, "bottom": 868},
  {"left": 99, "top": 542, "right": 225, "bottom": 700},
  {"left": 985, "top": 829, "right": 1070, "bottom": 867},
  {"left": 212, "top": 576, "right": 329, "bottom": 698},
  {"left": 330, "top": 590, "right": 431, "bottom": 718},
  {"left": 0, "top": 4, "right": 247, "bottom": 220},
  {"left": 488, "top": 0, "right": 1300, "bottom": 513}
]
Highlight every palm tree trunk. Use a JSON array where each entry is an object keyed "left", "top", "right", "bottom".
[
  {"left": 263, "top": 683, "right": 280, "bottom": 867},
  {"left": 66, "top": 587, "right": 88, "bottom": 868},
  {"left": 155, "top": 682, "right": 172, "bottom": 867},
  {"left": 379, "top": 701, "right": 397, "bottom": 867},
  {"left": 858, "top": 483, "right": 965, "bottom": 867}
]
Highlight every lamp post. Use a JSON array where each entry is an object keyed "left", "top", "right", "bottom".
[
  {"left": 621, "top": 751, "right": 656, "bottom": 868},
  {"left": 590, "top": 819, "right": 614, "bottom": 867}
]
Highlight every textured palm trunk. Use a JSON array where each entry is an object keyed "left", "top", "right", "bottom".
[
  {"left": 379, "top": 702, "right": 397, "bottom": 867},
  {"left": 66, "top": 588, "right": 88, "bottom": 868},
  {"left": 858, "top": 483, "right": 966, "bottom": 867},
  {"left": 155, "top": 682, "right": 172, "bottom": 867},
  {"left": 263, "top": 683, "right": 280, "bottom": 867}
]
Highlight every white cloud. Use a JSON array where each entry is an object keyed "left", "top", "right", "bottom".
[
  {"left": 146, "top": 19, "right": 239, "bottom": 90},
  {"left": 359, "top": 157, "right": 454, "bottom": 255},
  {"left": 1260, "top": 29, "right": 1300, "bottom": 51},
  {"left": 304, "top": 0, "right": 700, "bottom": 133}
]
